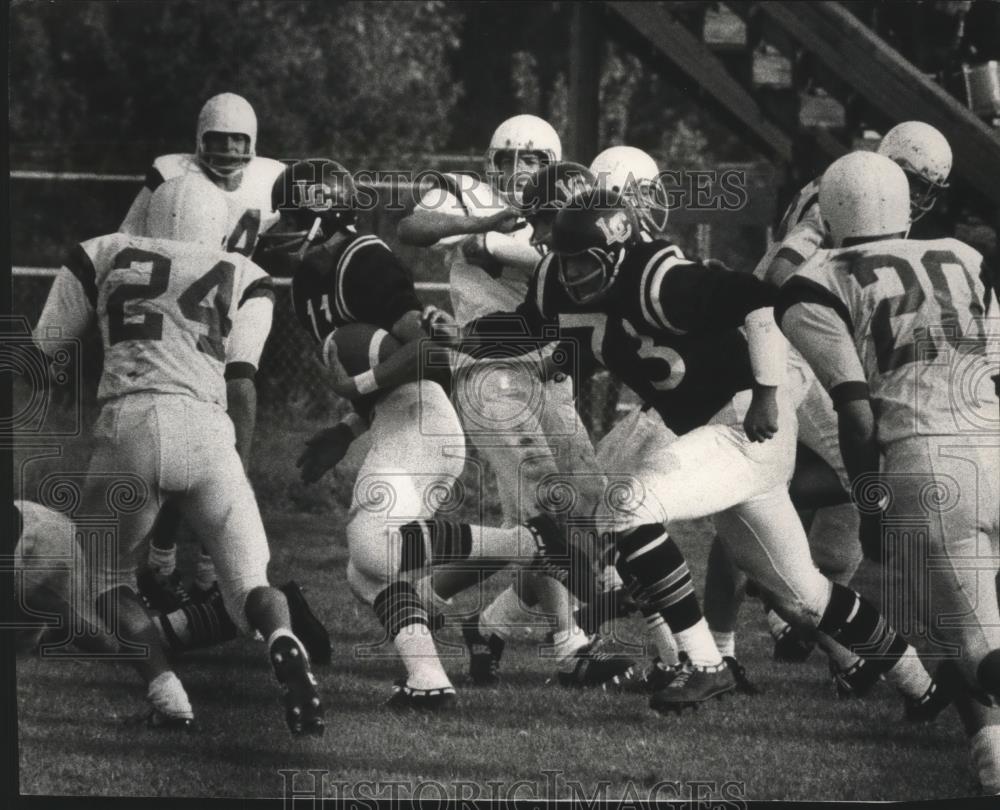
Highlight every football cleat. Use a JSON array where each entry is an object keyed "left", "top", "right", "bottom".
[
  {"left": 146, "top": 709, "right": 195, "bottom": 731},
  {"left": 386, "top": 680, "right": 457, "bottom": 711},
  {"left": 138, "top": 568, "right": 193, "bottom": 614},
  {"left": 724, "top": 656, "right": 761, "bottom": 696},
  {"left": 830, "top": 658, "right": 882, "bottom": 699},
  {"left": 903, "top": 678, "right": 952, "bottom": 723},
  {"left": 772, "top": 625, "right": 815, "bottom": 663},
  {"left": 462, "top": 618, "right": 505, "bottom": 686},
  {"left": 279, "top": 580, "right": 332, "bottom": 666},
  {"left": 270, "top": 634, "right": 325, "bottom": 737},
  {"left": 649, "top": 660, "right": 737, "bottom": 713},
  {"left": 146, "top": 671, "right": 194, "bottom": 731},
  {"left": 556, "top": 642, "right": 635, "bottom": 689},
  {"left": 623, "top": 657, "right": 682, "bottom": 693}
]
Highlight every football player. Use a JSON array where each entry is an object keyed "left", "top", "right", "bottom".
[
  {"left": 396, "top": 116, "right": 623, "bottom": 688},
  {"left": 731, "top": 121, "right": 956, "bottom": 666},
  {"left": 776, "top": 150, "right": 1000, "bottom": 793},
  {"left": 32, "top": 174, "right": 324, "bottom": 735},
  {"left": 119, "top": 92, "right": 286, "bottom": 607},
  {"left": 582, "top": 147, "right": 757, "bottom": 691},
  {"left": 442, "top": 186, "right": 949, "bottom": 717},
  {"left": 12, "top": 500, "right": 122, "bottom": 656},
  {"left": 12, "top": 500, "right": 242, "bottom": 657},
  {"left": 273, "top": 158, "right": 591, "bottom": 708}
]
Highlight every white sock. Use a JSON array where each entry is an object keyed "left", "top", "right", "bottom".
[
  {"left": 480, "top": 585, "right": 538, "bottom": 641},
  {"left": 394, "top": 624, "right": 452, "bottom": 691},
  {"left": 646, "top": 614, "right": 680, "bottom": 666},
  {"left": 883, "top": 646, "right": 933, "bottom": 700},
  {"left": 194, "top": 552, "right": 216, "bottom": 592},
  {"left": 674, "top": 618, "right": 723, "bottom": 668},
  {"left": 148, "top": 545, "right": 177, "bottom": 577},
  {"left": 147, "top": 671, "right": 193, "bottom": 719},
  {"left": 971, "top": 725, "right": 1000, "bottom": 794},
  {"left": 551, "top": 626, "right": 589, "bottom": 664},
  {"left": 712, "top": 630, "right": 736, "bottom": 659},
  {"left": 766, "top": 609, "right": 790, "bottom": 640}
]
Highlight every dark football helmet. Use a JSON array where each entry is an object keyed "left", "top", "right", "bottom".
[
  {"left": 519, "top": 161, "right": 596, "bottom": 252},
  {"left": 261, "top": 159, "right": 359, "bottom": 255},
  {"left": 550, "top": 187, "right": 640, "bottom": 304}
]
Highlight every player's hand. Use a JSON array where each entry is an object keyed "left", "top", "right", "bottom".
[
  {"left": 480, "top": 207, "right": 527, "bottom": 235},
  {"left": 296, "top": 425, "right": 354, "bottom": 484},
  {"left": 321, "top": 341, "right": 364, "bottom": 400},
  {"left": 421, "top": 305, "right": 458, "bottom": 341},
  {"left": 744, "top": 385, "right": 779, "bottom": 442},
  {"left": 460, "top": 233, "right": 504, "bottom": 279},
  {"left": 703, "top": 258, "right": 735, "bottom": 273}
]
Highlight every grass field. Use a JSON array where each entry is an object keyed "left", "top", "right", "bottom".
[{"left": 15, "top": 480, "right": 976, "bottom": 802}]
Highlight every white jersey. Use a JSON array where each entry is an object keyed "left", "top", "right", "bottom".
[
  {"left": 415, "top": 174, "right": 540, "bottom": 325},
  {"left": 754, "top": 178, "right": 828, "bottom": 286},
  {"left": 778, "top": 237, "right": 999, "bottom": 445},
  {"left": 119, "top": 153, "right": 285, "bottom": 256},
  {"left": 34, "top": 232, "right": 274, "bottom": 407}
]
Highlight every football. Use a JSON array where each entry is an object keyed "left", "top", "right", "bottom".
[{"left": 322, "top": 322, "right": 402, "bottom": 375}]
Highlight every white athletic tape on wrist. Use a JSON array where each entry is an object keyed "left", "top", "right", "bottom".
[
  {"left": 355, "top": 369, "right": 378, "bottom": 396},
  {"left": 744, "top": 307, "right": 786, "bottom": 386}
]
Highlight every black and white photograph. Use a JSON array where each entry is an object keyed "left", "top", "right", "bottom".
[{"left": 4, "top": 0, "right": 1000, "bottom": 804}]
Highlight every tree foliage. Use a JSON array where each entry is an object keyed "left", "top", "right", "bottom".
[{"left": 10, "top": 1, "right": 463, "bottom": 168}]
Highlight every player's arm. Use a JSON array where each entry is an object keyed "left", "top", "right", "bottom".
[
  {"left": 776, "top": 282, "right": 883, "bottom": 555},
  {"left": 24, "top": 584, "right": 122, "bottom": 656},
  {"left": 397, "top": 188, "right": 525, "bottom": 248},
  {"left": 646, "top": 254, "right": 785, "bottom": 440},
  {"left": 761, "top": 208, "right": 827, "bottom": 288},
  {"left": 118, "top": 166, "right": 165, "bottom": 234},
  {"left": 225, "top": 272, "right": 276, "bottom": 464},
  {"left": 296, "top": 411, "right": 369, "bottom": 484},
  {"left": 32, "top": 244, "right": 98, "bottom": 366}
]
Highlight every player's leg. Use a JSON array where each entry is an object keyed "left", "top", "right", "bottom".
[
  {"left": 84, "top": 398, "right": 193, "bottom": 727},
  {"left": 594, "top": 409, "right": 737, "bottom": 710},
  {"left": 701, "top": 534, "right": 757, "bottom": 694},
  {"left": 885, "top": 438, "right": 1000, "bottom": 700},
  {"left": 453, "top": 368, "right": 602, "bottom": 683},
  {"left": 715, "top": 485, "right": 944, "bottom": 714},
  {"left": 181, "top": 400, "right": 323, "bottom": 736}
]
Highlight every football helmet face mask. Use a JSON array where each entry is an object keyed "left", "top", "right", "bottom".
[
  {"left": 551, "top": 188, "right": 640, "bottom": 304},
  {"left": 819, "top": 151, "right": 910, "bottom": 247},
  {"left": 264, "top": 159, "right": 358, "bottom": 254},
  {"left": 486, "top": 115, "right": 562, "bottom": 204},
  {"left": 196, "top": 93, "right": 257, "bottom": 179},
  {"left": 146, "top": 174, "right": 229, "bottom": 248},
  {"left": 519, "top": 161, "right": 597, "bottom": 252},
  {"left": 876, "top": 121, "right": 951, "bottom": 221},
  {"left": 589, "top": 146, "right": 670, "bottom": 235}
]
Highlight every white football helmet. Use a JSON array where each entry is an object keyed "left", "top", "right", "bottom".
[
  {"left": 146, "top": 174, "right": 229, "bottom": 248},
  {"left": 819, "top": 151, "right": 910, "bottom": 247},
  {"left": 196, "top": 93, "right": 257, "bottom": 179},
  {"left": 876, "top": 121, "right": 951, "bottom": 221},
  {"left": 485, "top": 114, "right": 561, "bottom": 201},
  {"left": 589, "top": 145, "right": 669, "bottom": 235}
]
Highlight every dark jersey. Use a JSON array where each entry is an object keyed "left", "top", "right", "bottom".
[
  {"left": 291, "top": 232, "right": 427, "bottom": 419},
  {"left": 465, "top": 239, "right": 778, "bottom": 435},
  {"left": 291, "top": 233, "right": 422, "bottom": 342}
]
